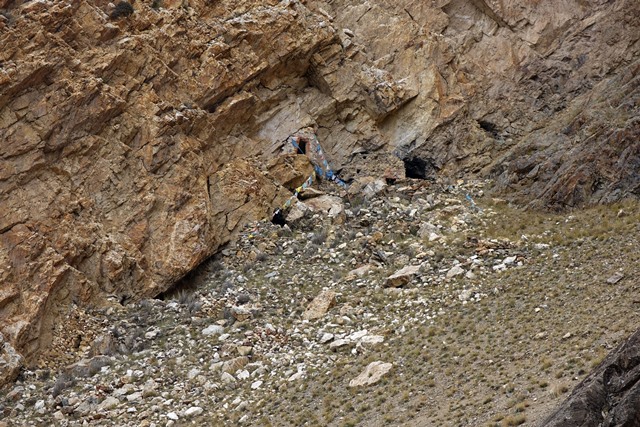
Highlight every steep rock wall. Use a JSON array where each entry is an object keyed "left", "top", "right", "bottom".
[{"left": 1, "top": 0, "right": 638, "bottom": 379}]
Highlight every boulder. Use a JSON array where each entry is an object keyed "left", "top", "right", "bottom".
[
  {"left": 303, "top": 196, "right": 345, "bottom": 221},
  {"left": 221, "top": 356, "right": 249, "bottom": 374},
  {"left": 386, "top": 265, "right": 420, "bottom": 288},
  {"left": 303, "top": 290, "right": 337, "bottom": 320},
  {"left": 542, "top": 327, "right": 640, "bottom": 426},
  {"left": 348, "top": 361, "right": 393, "bottom": 387},
  {"left": 267, "top": 154, "right": 315, "bottom": 191}
]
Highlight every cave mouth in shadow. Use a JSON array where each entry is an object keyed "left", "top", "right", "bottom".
[
  {"left": 403, "top": 156, "right": 436, "bottom": 180},
  {"left": 156, "top": 251, "right": 226, "bottom": 302}
]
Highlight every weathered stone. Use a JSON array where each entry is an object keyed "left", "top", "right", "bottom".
[
  {"left": 185, "top": 407, "right": 204, "bottom": 417},
  {"left": 347, "top": 177, "right": 387, "bottom": 199},
  {"left": 303, "top": 196, "right": 345, "bottom": 221},
  {"left": 89, "top": 334, "right": 117, "bottom": 357},
  {"left": 230, "top": 306, "right": 252, "bottom": 322},
  {"left": 202, "top": 325, "right": 225, "bottom": 337},
  {"left": 285, "top": 200, "right": 311, "bottom": 224},
  {"left": 543, "top": 328, "right": 640, "bottom": 426},
  {"left": 348, "top": 361, "right": 393, "bottom": 387},
  {"left": 359, "top": 335, "right": 385, "bottom": 347},
  {"left": 303, "top": 290, "right": 337, "bottom": 321},
  {"left": 0, "top": 333, "right": 23, "bottom": 392},
  {"left": 329, "top": 339, "right": 352, "bottom": 352},
  {"left": 267, "top": 154, "right": 315, "bottom": 192},
  {"left": 221, "top": 356, "right": 249, "bottom": 374},
  {"left": 345, "top": 265, "right": 373, "bottom": 280},
  {"left": 386, "top": 265, "right": 420, "bottom": 288},
  {"left": 319, "top": 333, "right": 334, "bottom": 344},
  {"left": 237, "top": 346, "right": 253, "bottom": 356},
  {"left": 220, "top": 372, "right": 236, "bottom": 384},
  {"left": 446, "top": 265, "right": 465, "bottom": 278},
  {"left": 606, "top": 272, "right": 625, "bottom": 284},
  {"left": 297, "top": 187, "right": 325, "bottom": 200}
]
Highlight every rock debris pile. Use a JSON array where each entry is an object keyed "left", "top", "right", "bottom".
[{"left": 1, "top": 177, "right": 640, "bottom": 426}]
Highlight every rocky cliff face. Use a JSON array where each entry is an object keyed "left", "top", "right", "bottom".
[
  {"left": 1, "top": 0, "right": 638, "bottom": 379},
  {"left": 543, "top": 327, "right": 640, "bottom": 426}
]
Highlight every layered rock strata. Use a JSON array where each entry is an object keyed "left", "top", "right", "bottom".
[{"left": 1, "top": 0, "right": 639, "bottom": 381}]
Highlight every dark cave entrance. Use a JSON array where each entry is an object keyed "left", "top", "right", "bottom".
[
  {"left": 477, "top": 120, "right": 500, "bottom": 138},
  {"left": 403, "top": 156, "right": 436, "bottom": 180},
  {"left": 271, "top": 208, "right": 286, "bottom": 226}
]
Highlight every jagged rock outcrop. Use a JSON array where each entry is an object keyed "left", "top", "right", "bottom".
[
  {"left": 542, "top": 327, "right": 640, "bottom": 426},
  {"left": 1, "top": 0, "right": 638, "bottom": 382},
  {"left": 0, "top": 0, "right": 339, "bottom": 368}
]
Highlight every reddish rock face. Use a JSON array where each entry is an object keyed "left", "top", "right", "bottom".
[
  {"left": 0, "top": 0, "right": 334, "bottom": 371},
  {"left": 0, "top": 0, "right": 638, "bottom": 382}
]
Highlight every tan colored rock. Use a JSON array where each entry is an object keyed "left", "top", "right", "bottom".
[
  {"left": 385, "top": 265, "right": 421, "bottom": 288},
  {"left": 298, "top": 187, "right": 325, "bottom": 200},
  {"left": 347, "top": 177, "right": 387, "bottom": 199},
  {"left": 345, "top": 264, "right": 374, "bottom": 281},
  {"left": 303, "top": 196, "right": 344, "bottom": 220},
  {"left": 267, "top": 154, "right": 315, "bottom": 192},
  {"left": 285, "top": 201, "right": 311, "bottom": 224},
  {"left": 348, "top": 361, "right": 393, "bottom": 387},
  {"left": 230, "top": 306, "right": 252, "bottom": 322},
  {"left": 303, "top": 290, "right": 337, "bottom": 321},
  {"left": 221, "top": 356, "right": 249, "bottom": 374},
  {"left": 237, "top": 346, "right": 253, "bottom": 357}
]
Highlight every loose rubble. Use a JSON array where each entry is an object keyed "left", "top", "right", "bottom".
[{"left": 2, "top": 178, "right": 639, "bottom": 426}]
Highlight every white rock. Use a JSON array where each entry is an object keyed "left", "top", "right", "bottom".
[
  {"left": 220, "top": 372, "right": 236, "bottom": 383},
  {"left": 185, "top": 407, "right": 203, "bottom": 417},
  {"left": 446, "top": 265, "right": 465, "bottom": 278},
  {"left": 98, "top": 396, "right": 119, "bottom": 411},
  {"left": 503, "top": 256, "right": 517, "bottom": 265},
  {"left": 126, "top": 392, "right": 142, "bottom": 402},
  {"left": 359, "top": 335, "right": 385, "bottom": 346},
  {"left": 202, "top": 325, "right": 224, "bottom": 336},
  {"left": 237, "top": 370, "right": 250, "bottom": 380},
  {"left": 319, "top": 333, "right": 334, "bottom": 344},
  {"left": 348, "top": 330, "right": 368, "bottom": 341},
  {"left": 288, "top": 371, "right": 304, "bottom": 382},
  {"left": 329, "top": 339, "right": 351, "bottom": 351},
  {"left": 251, "top": 380, "right": 263, "bottom": 390},
  {"left": 167, "top": 412, "right": 179, "bottom": 421},
  {"left": 458, "top": 290, "right": 473, "bottom": 302},
  {"left": 348, "top": 361, "right": 393, "bottom": 387}
]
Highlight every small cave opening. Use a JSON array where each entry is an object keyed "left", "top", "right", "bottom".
[
  {"left": 271, "top": 208, "right": 286, "bottom": 227},
  {"left": 403, "top": 156, "right": 436, "bottom": 180},
  {"left": 291, "top": 136, "right": 308, "bottom": 155},
  {"left": 477, "top": 120, "right": 499, "bottom": 137}
]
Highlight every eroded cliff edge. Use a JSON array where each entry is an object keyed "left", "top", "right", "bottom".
[{"left": 1, "top": 0, "right": 638, "bottom": 379}]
